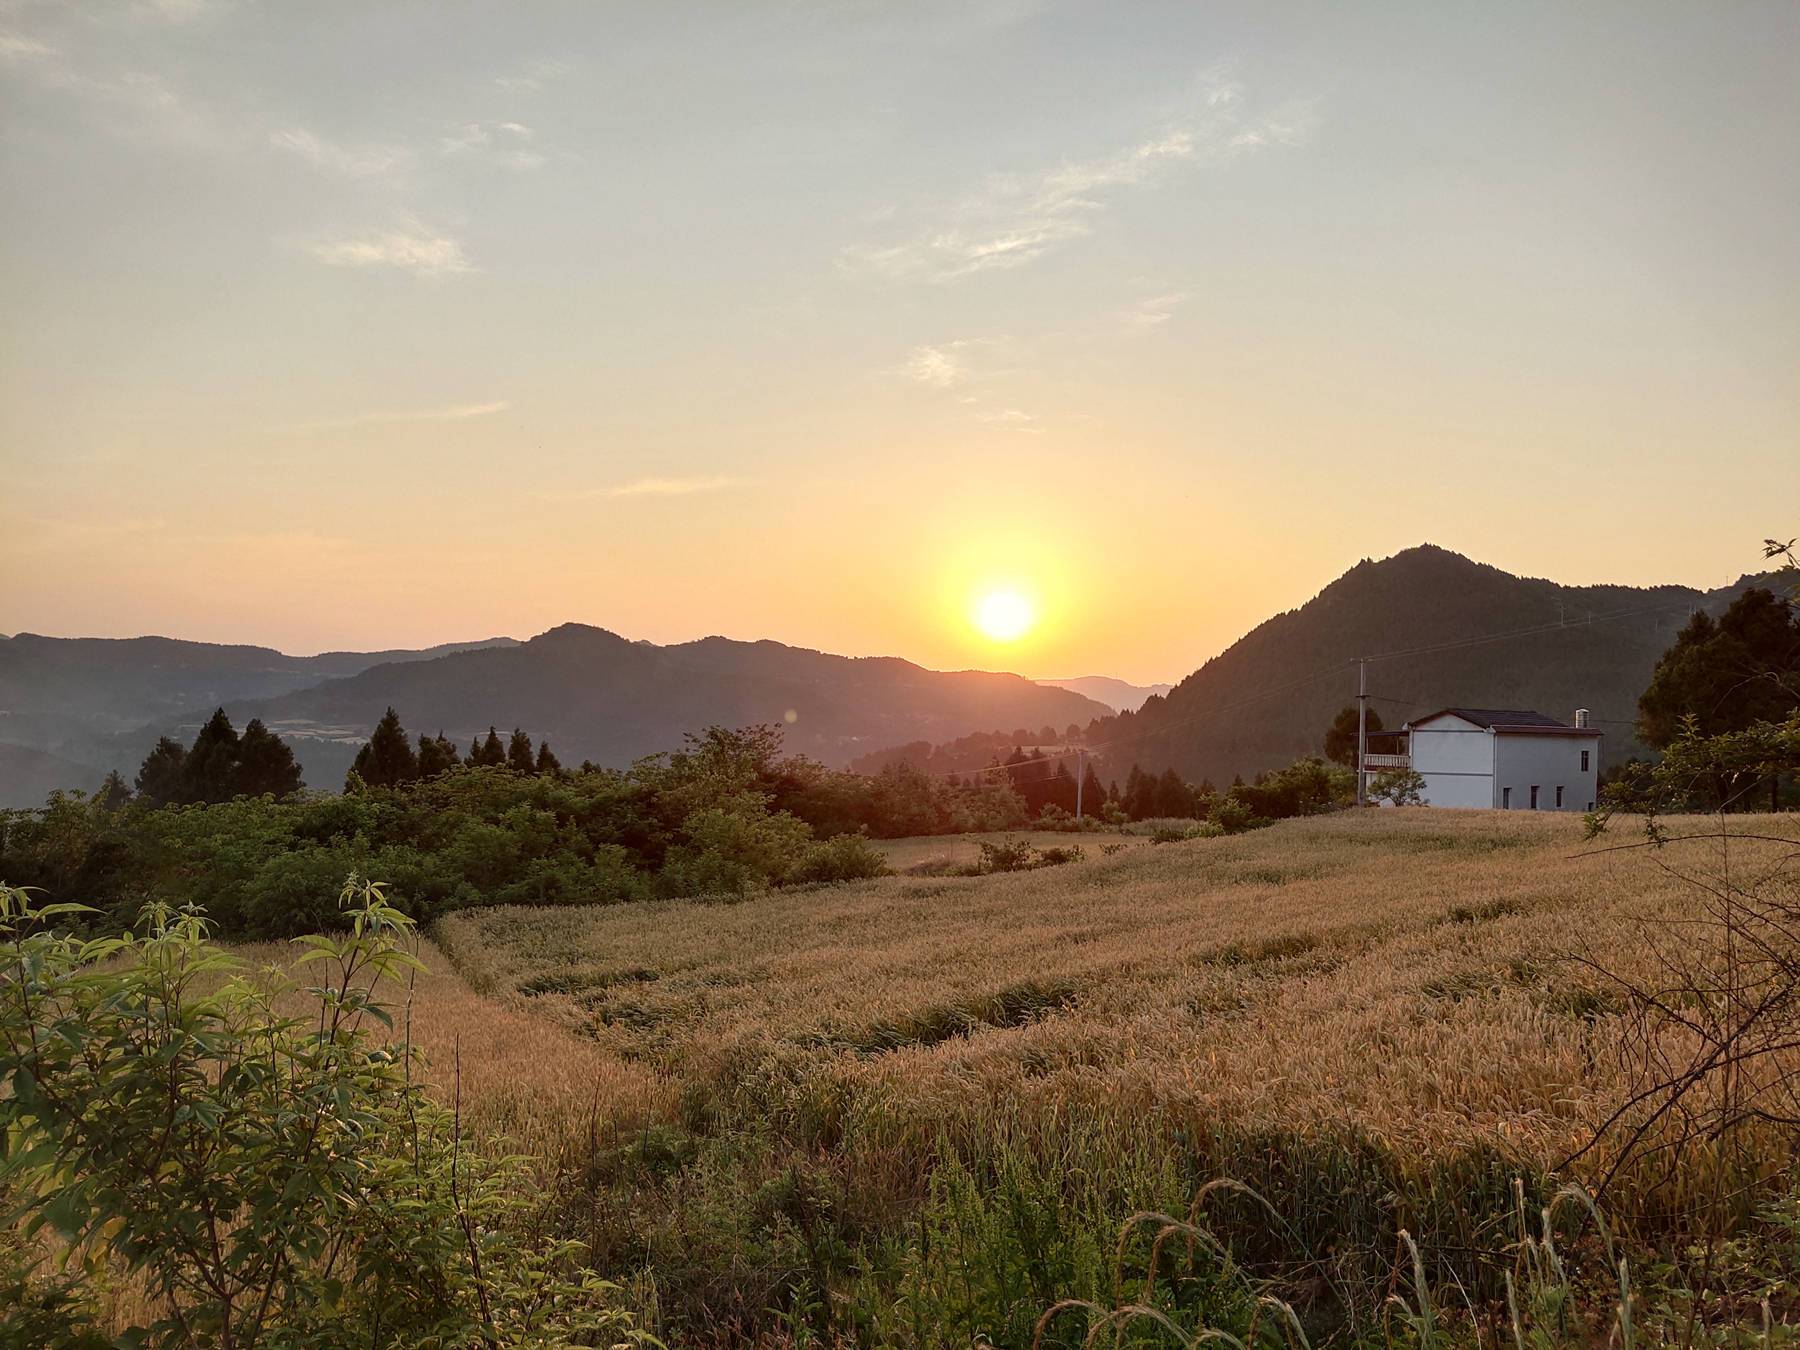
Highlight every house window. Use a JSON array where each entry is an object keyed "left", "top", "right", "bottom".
[
  {"left": 1502, "top": 787, "right": 1511, "bottom": 809},
  {"left": 1581, "top": 750, "right": 1590, "bottom": 772},
  {"left": 1530, "top": 786, "right": 1540, "bottom": 809},
  {"left": 1556, "top": 786, "right": 1564, "bottom": 808}
]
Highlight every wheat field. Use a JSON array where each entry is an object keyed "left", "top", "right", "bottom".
[{"left": 433, "top": 809, "right": 1796, "bottom": 1195}]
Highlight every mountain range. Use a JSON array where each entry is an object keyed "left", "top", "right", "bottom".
[
  {"left": 0, "top": 626, "right": 1110, "bottom": 804},
  {"left": 3, "top": 544, "right": 1781, "bottom": 809},
  {"left": 1038, "top": 676, "right": 1173, "bottom": 713},
  {"left": 1085, "top": 544, "right": 1779, "bottom": 786}
]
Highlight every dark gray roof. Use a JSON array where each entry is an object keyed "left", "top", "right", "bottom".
[
  {"left": 1444, "top": 708, "right": 1567, "bottom": 728},
  {"left": 1407, "top": 707, "right": 1601, "bottom": 735}
]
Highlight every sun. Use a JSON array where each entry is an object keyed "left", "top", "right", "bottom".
[{"left": 973, "top": 588, "right": 1035, "bottom": 643}]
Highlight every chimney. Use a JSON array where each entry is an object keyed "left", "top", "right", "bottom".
[{"left": 1574, "top": 708, "right": 1590, "bottom": 729}]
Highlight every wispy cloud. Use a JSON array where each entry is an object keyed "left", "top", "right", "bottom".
[
  {"left": 288, "top": 401, "right": 509, "bottom": 433},
  {"left": 978, "top": 407, "right": 1042, "bottom": 433},
  {"left": 271, "top": 127, "right": 411, "bottom": 179},
  {"left": 603, "top": 475, "right": 740, "bottom": 499},
  {"left": 0, "top": 31, "right": 55, "bottom": 61},
  {"left": 1125, "top": 290, "right": 1190, "bottom": 329},
  {"left": 494, "top": 59, "right": 571, "bottom": 93},
  {"left": 440, "top": 120, "right": 543, "bottom": 170},
  {"left": 902, "top": 344, "right": 967, "bottom": 388},
  {"left": 842, "top": 72, "right": 1312, "bottom": 282},
  {"left": 304, "top": 223, "right": 473, "bottom": 277}
]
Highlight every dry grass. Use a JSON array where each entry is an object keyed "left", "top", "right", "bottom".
[
  {"left": 222, "top": 936, "right": 672, "bottom": 1161},
  {"left": 874, "top": 830, "right": 1149, "bottom": 872},
  {"left": 438, "top": 808, "right": 1800, "bottom": 1202}
]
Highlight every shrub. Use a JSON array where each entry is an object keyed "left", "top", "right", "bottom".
[
  {"left": 0, "top": 878, "right": 648, "bottom": 1349},
  {"left": 785, "top": 831, "right": 890, "bottom": 885}
]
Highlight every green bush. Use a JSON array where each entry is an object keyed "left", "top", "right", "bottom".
[
  {"left": 0, "top": 878, "right": 651, "bottom": 1350},
  {"left": 784, "top": 831, "right": 890, "bottom": 885}
]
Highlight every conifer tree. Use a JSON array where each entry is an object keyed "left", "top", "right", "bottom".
[
  {"left": 134, "top": 737, "right": 187, "bottom": 807},
  {"left": 234, "top": 719, "right": 303, "bottom": 799},
  {"left": 506, "top": 728, "right": 535, "bottom": 773},
  {"left": 471, "top": 727, "right": 506, "bottom": 767},
  {"left": 417, "top": 732, "right": 461, "bottom": 779},
  {"left": 1157, "top": 767, "right": 1195, "bottom": 818},
  {"left": 349, "top": 707, "right": 418, "bottom": 789},
  {"left": 535, "top": 741, "right": 562, "bottom": 775},
  {"left": 180, "top": 709, "right": 242, "bottom": 804},
  {"left": 95, "top": 769, "right": 133, "bottom": 812},
  {"left": 1122, "top": 764, "right": 1157, "bottom": 820}
]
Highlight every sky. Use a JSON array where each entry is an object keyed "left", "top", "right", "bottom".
[{"left": 3, "top": 1, "right": 1796, "bottom": 685}]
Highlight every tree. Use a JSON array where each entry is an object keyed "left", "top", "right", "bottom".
[
  {"left": 1639, "top": 588, "right": 1799, "bottom": 808},
  {"left": 180, "top": 708, "right": 242, "bottom": 804},
  {"left": 535, "top": 741, "right": 562, "bottom": 775},
  {"left": 1323, "top": 704, "right": 1384, "bottom": 768},
  {"left": 506, "top": 728, "right": 535, "bottom": 773},
  {"left": 134, "top": 737, "right": 187, "bottom": 806},
  {"left": 1640, "top": 589, "right": 1799, "bottom": 744},
  {"left": 1368, "top": 766, "right": 1426, "bottom": 806},
  {"left": 95, "top": 769, "right": 133, "bottom": 811},
  {"left": 416, "top": 731, "right": 460, "bottom": 779},
  {"left": 470, "top": 727, "right": 506, "bottom": 767},
  {"left": 234, "top": 718, "right": 303, "bottom": 799},
  {"left": 1157, "top": 767, "right": 1195, "bottom": 819},
  {"left": 1122, "top": 765, "right": 1158, "bottom": 820},
  {"left": 350, "top": 707, "right": 418, "bottom": 789}
]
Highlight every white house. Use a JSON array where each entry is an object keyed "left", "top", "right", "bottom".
[{"left": 1368, "top": 707, "right": 1602, "bottom": 811}]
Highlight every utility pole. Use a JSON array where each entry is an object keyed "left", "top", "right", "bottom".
[
  {"left": 1356, "top": 658, "right": 1369, "bottom": 808},
  {"left": 1074, "top": 748, "right": 1084, "bottom": 822}
]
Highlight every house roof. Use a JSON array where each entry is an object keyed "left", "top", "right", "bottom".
[{"left": 1405, "top": 707, "right": 1602, "bottom": 736}]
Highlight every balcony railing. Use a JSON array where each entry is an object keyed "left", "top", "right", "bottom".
[{"left": 1360, "top": 753, "right": 1410, "bottom": 770}]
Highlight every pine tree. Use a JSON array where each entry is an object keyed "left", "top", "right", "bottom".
[
  {"left": 134, "top": 737, "right": 187, "bottom": 807},
  {"left": 470, "top": 728, "right": 506, "bottom": 767},
  {"left": 180, "top": 709, "right": 242, "bottom": 804},
  {"left": 417, "top": 732, "right": 461, "bottom": 779},
  {"left": 1122, "top": 765, "right": 1157, "bottom": 820},
  {"left": 234, "top": 719, "right": 303, "bottom": 799},
  {"left": 506, "top": 728, "right": 535, "bottom": 773},
  {"left": 349, "top": 707, "right": 418, "bottom": 789},
  {"left": 95, "top": 770, "right": 133, "bottom": 812},
  {"left": 534, "top": 741, "right": 561, "bottom": 775},
  {"left": 1157, "top": 767, "right": 1195, "bottom": 818}
]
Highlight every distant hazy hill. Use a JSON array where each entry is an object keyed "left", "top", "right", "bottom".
[
  {"left": 1091, "top": 544, "right": 1774, "bottom": 786},
  {"left": 0, "top": 634, "right": 518, "bottom": 807},
  {"left": 1039, "top": 675, "right": 1174, "bottom": 713},
  {"left": 237, "top": 624, "right": 1116, "bottom": 787}
]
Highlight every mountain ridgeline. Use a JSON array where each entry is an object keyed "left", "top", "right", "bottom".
[
  {"left": 0, "top": 633, "right": 519, "bottom": 806},
  {"left": 1088, "top": 545, "right": 1776, "bottom": 787},
  {"left": 234, "top": 625, "right": 1113, "bottom": 788}
]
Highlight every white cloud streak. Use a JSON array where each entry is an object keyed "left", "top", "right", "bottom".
[
  {"left": 902, "top": 344, "right": 967, "bottom": 388},
  {"left": 304, "top": 224, "right": 473, "bottom": 276},
  {"left": 271, "top": 128, "right": 411, "bottom": 179},
  {"left": 842, "top": 73, "right": 1312, "bottom": 282},
  {"left": 0, "top": 31, "right": 55, "bottom": 61},
  {"left": 289, "top": 401, "right": 509, "bottom": 433},
  {"left": 1125, "top": 290, "right": 1190, "bottom": 329}
]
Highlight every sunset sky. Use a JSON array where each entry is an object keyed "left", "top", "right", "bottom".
[{"left": 3, "top": 1, "right": 1796, "bottom": 684}]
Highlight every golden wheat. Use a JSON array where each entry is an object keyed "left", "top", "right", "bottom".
[{"left": 434, "top": 809, "right": 1800, "bottom": 1203}]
